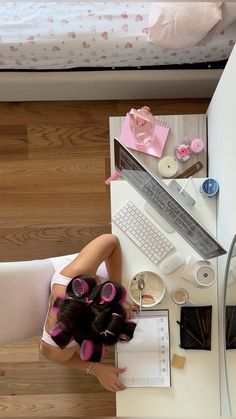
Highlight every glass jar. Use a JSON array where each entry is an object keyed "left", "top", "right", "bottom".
[{"left": 129, "top": 106, "right": 156, "bottom": 147}]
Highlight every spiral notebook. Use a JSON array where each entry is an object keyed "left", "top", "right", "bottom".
[
  {"left": 115, "top": 310, "right": 170, "bottom": 387},
  {"left": 120, "top": 113, "right": 170, "bottom": 158}
]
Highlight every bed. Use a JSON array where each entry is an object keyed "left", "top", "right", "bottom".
[{"left": 0, "top": 1, "right": 236, "bottom": 100}]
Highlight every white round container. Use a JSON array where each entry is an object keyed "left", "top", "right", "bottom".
[
  {"left": 183, "top": 258, "right": 216, "bottom": 288},
  {"left": 195, "top": 264, "right": 216, "bottom": 288}
]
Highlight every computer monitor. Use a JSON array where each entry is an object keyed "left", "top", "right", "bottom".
[{"left": 114, "top": 138, "right": 226, "bottom": 260}]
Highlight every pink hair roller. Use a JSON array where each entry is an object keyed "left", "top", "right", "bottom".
[
  {"left": 99, "top": 282, "right": 127, "bottom": 304},
  {"left": 50, "top": 323, "right": 64, "bottom": 337},
  {"left": 51, "top": 296, "right": 65, "bottom": 314},
  {"left": 80, "top": 339, "right": 105, "bottom": 361},
  {"left": 51, "top": 306, "right": 60, "bottom": 314},
  {"left": 80, "top": 339, "right": 93, "bottom": 360},
  {"left": 72, "top": 278, "right": 89, "bottom": 296},
  {"left": 100, "top": 282, "right": 116, "bottom": 303}
]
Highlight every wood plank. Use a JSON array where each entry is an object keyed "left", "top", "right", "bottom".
[
  {"left": 0, "top": 224, "right": 111, "bottom": 261},
  {"left": 0, "top": 361, "right": 115, "bottom": 396},
  {"left": 0, "top": 101, "right": 119, "bottom": 124},
  {"left": 0, "top": 125, "right": 28, "bottom": 159},
  {"left": 27, "top": 125, "right": 110, "bottom": 158},
  {"left": 0, "top": 338, "right": 39, "bottom": 363},
  {"left": 0, "top": 193, "right": 110, "bottom": 223},
  {"left": 0, "top": 158, "right": 106, "bottom": 193},
  {"left": 0, "top": 348, "right": 115, "bottom": 396},
  {"left": 0, "top": 393, "right": 116, "bottom": 416},
  {"left": 116, "top": 98, "right": 210, "bottom": 115},
  {"left": 0, "top": 99, "right": 210, "bottom": 125}
]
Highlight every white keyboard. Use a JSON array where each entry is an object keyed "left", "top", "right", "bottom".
[{"left": 112, "top": 201, "right": 175, "bottom": 264}]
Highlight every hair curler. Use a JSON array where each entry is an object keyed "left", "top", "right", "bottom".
[
  {"left": 100, "top": 282, "right": 116, "bottom": 302},
  {"left": 71, "top": 276, "right": 97, "bottom": 297},
  {"left": 51, "top": 296, "right": 65, "bottom": 313},
  {"left": 49, "top": 322, "right": 64, "bottom": 337},
  {"left": 72, "top": 278, "right": 89, "bottom": 296},
  {"left": 119, "top": 320, "right": 137, "bottom": 341},
  {"left": 49, "top": 322, "right": 74, "bottom": 349},
  {"left": 99, "top": 282, "right": 127, "bottom": 304},
  {"left": 80, "top": 339, "right": 105, "bottom": 362}
]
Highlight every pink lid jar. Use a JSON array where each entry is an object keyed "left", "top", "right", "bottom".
[{"left": 190, "top": 138, "right": 204, "bottom": 154}]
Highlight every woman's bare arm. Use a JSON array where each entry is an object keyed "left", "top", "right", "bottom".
[
  {"left": 60, "top": 234, "right": 122, "bottom": 283},
  {"left": 40, "top": 341, "right": 126, "bottom": 392},
  {"left": 60, "top": 233, "right": 138, "bottom": 318}
]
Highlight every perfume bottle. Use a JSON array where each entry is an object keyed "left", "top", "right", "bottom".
[{"left": 129, "top": 106, "right": 156, "bottom": 147}]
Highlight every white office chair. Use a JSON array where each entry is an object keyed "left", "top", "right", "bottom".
[{"left": 0, "top": 254, "right": 108, "bottom": 347}]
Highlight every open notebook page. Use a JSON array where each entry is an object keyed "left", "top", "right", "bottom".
[{"left": 116, "top": 311, "right": 170, "bottom": 387}]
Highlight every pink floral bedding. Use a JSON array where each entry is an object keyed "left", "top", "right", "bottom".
[{"left": 0, "top": 1, "right": 235, "bottom": 70}]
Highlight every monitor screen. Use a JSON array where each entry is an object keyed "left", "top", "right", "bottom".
[{"left": 114, "top": 138, "right": 226, "bottom": 260}]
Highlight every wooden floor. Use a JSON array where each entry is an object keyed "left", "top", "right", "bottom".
[{"left": 0, "top": 98, "right": 209, "bottom": 417}]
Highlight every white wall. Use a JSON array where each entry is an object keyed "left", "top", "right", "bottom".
[
  {"left": 208, "top": 45, "right": 236, "bottom": 249},
  {"left": 207, "top": 44, "right": 236, "bottom": 415}
]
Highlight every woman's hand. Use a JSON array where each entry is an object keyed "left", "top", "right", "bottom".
[
  {"left": 122, "top": 300, "right": 139, "bottom": 319},
  {"left": 92, "top": 363, "right": 127, "bottom": 392}
]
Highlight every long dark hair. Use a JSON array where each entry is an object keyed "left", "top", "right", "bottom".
[{"left": 50, "top": 275, "right": 136, "bottom": 361}]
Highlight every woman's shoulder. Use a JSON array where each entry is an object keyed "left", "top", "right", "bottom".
[{"left": 40, "top": 338, "right": 78, "bottom": 363}]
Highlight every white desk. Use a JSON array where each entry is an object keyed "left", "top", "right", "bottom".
[{"left": 110, "top": 179, "right": 220, "bottom": 417}]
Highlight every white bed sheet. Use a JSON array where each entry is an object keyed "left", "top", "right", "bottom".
[{"left": 0, "top": 1, "right": 235, "bottom": 70}]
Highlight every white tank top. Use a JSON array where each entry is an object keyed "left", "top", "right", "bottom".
[{"left": 41, "top": 271, "right": 78, "bottom": 348}]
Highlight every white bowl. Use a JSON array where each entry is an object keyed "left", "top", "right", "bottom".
[{"left": 129, "top": 271, "right": 165, "bottom": 308}]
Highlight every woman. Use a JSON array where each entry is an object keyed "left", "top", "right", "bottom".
[{"left": 40, "top": 234, "right": 138, "bottom": 392}]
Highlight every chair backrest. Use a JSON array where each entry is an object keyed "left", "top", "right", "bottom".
[
  {"left": 0, "top": 259, "right": 54, "bottom": 346},
  {"left": 0, "top": 253, "right": 109, "bottom": 347}
]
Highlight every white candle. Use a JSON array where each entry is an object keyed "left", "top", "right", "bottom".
[{"left": 158, "top": 156, "right": 178, "bottom": 178}]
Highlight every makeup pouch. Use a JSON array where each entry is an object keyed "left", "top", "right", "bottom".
[
  {"left": 226, "top": 306, "right": 236, "bottom": 350},
  {"left": 177, "top": 306, "right": 212, "bottom": 350}
]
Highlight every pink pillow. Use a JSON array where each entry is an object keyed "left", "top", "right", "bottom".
[
  {"left": 147, "top": 2, "right": 222, "bottom": 49},
  {"left": 198, "top": 2, "right": 236, "bottom": 45}
]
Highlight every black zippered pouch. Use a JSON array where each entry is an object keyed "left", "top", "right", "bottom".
[
  {"left": 177, "top": 306, "right": 212, "bottom": 350},
  {"left": 226, "top": 306, "right": 236, "bottom": 349}
]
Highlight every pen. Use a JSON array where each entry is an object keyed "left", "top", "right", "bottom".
[
  {"left": 186, "top": 328, "right": 205, "bottom": 349},
  {"left": 195, "top": 308, "right": 205, "bottom": 345},
  {"left": 202, "top": 317, "right": 207, "bottom": 334}
]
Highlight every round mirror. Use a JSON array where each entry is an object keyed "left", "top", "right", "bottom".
[{"left": 224, "top": 233, "right": 236, "bottom": 415}]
